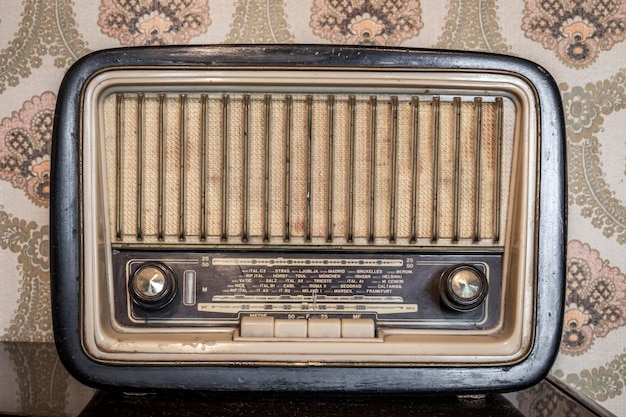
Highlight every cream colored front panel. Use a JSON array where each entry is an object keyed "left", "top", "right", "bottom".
[{"left": 81, "top": 69, "right": 537, "bottom": 366}]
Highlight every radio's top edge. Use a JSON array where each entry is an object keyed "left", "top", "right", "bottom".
[{"left": 61, "top": 45, "right": 558, "bottom": 89}]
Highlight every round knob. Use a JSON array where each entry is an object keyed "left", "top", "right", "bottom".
[
  {"left": 439, "top": 264, "right": 488, "bottom": 312},
  {"left": 130, "top": 263, "right": 176, "bottom": 310}
]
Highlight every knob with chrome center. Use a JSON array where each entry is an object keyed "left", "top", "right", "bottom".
[
  {"left": 129, "top": 263, "right": 176, "bottom": 310},
  {"left": 439, "top": 264, "right": 488, "bottom": 312}
]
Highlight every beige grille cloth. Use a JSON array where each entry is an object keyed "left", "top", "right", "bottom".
[{"left": 103, "top": 92, "right": 514, "bottom": 245}]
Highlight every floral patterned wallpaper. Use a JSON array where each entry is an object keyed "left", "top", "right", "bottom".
[{"left": 1, "top": 0, "right": 625, "bottom": 415}]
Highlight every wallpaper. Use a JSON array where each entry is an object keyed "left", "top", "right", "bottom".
[{"left": 0, "top": 0, "right": 625, "bottom": 415}]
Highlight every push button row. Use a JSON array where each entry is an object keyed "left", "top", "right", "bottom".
[{"left": 240, "top": 317, "right": 375, "bottom": 338}]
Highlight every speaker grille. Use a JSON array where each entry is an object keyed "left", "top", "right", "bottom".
[{"left": 103, "top": 90, "right": 514, "bottom": 246}]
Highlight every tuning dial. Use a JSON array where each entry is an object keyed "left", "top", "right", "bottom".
[
  {"left": 130, "top": 263, "right": 176, "bottom": 310},
  {"left": 439, "top": 264, "right": 488, "bottom": 312}
]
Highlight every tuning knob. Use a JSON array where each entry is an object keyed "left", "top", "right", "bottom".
[
  {"left": 129, "top": 263, "right": 176, "bottom": 310},
  {"left": 439, "top": 264, "right": 488, "bottom": 312}
]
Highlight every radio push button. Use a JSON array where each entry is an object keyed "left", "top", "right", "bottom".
[
  {"left": 274, "top": 319, "right": 308, "bottom": 338},
  {"left": 341, "top": 318, "right": 376, "bottom": 338},
  {"left": 308, "top": 318, "right": 341, "bottom": 338},
  {"left": 240, "top": 317, "right": 376, "bottom": 339},
  {"left": 129, "top": 263, "right": 176, "bottom": 310},
  {"left": 439, "top": 264, "right": 488, "bottom": 312},
  {"left": 240, "top": 316, "right": 275, "bottom": 337}
]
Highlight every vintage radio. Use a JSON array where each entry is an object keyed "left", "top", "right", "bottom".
[{"left": 51, "top": 45, "right": 566, "bottom": 391}]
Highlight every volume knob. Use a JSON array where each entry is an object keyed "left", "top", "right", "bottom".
[
  {"left": 130, "top": 263, "right": 176, "bottom": 310},
  {"left": 439, "top": 264, "right": 488, "bottom": 312}
]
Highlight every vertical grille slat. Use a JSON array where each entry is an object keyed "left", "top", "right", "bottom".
[
  {"left": 389, "top": 96, "right": 399, "bottom": 243},
  {"left": 494, "top": 97, "right": 504, "bottom": 244},
  {"left": 157, "top": 93, "right": 165, "bottom": 241},
  {"left": 115, "top": 93, "right": 123, "bottom": 241},
  {"left": 368, "top": 96, "right": 377, "bottom": 244},
  {"left": 347, "top": 95, "right": 356, "bottom": 243},
  {"left": 178, "top": 94, "right": 187, "bottom": 241},
  {"left": 410, "top": 96, "right": 419, "bottom": 244},
  {"left": 263, "top": 94, "right": 271, "bottom": 242},
  {"left": 326, "top": 95, "right": 334, "bottom": 243},
  {"left": 220, "top": 94, "right": 229, "bottom": 241},
  {"left": 284, "top": 95, "right": 292, "bottom": 242},
  {"left": 431, "top": 96, "right": 441, "bottom": 243},
  {"left": 106, "top": 91, "right": 513, "bottom": 246},
  {"left": 452, "top": 97, "right": 462, "bottom": 243},
  {"left": 136, "top": 92, "right": 145, "bottom": 241},
  {"left": 473, "top": 97, "right": 483, "bottom": 243},
  {"left": 305, "top": 95, "right": 313, "bottom": 242},
  {"left": 200, "top": 94, "right": 208, "bottom": 241},
  {"left": 241, "top": 94, "right": 250, "bottom": 243}
]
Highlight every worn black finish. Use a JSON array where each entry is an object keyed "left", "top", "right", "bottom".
[
  {"left": 51, "top": 45, "right": 566, "bottom": 392},
  {"left": 3, "top": 343, "right": 612, "bottom": 417}
]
